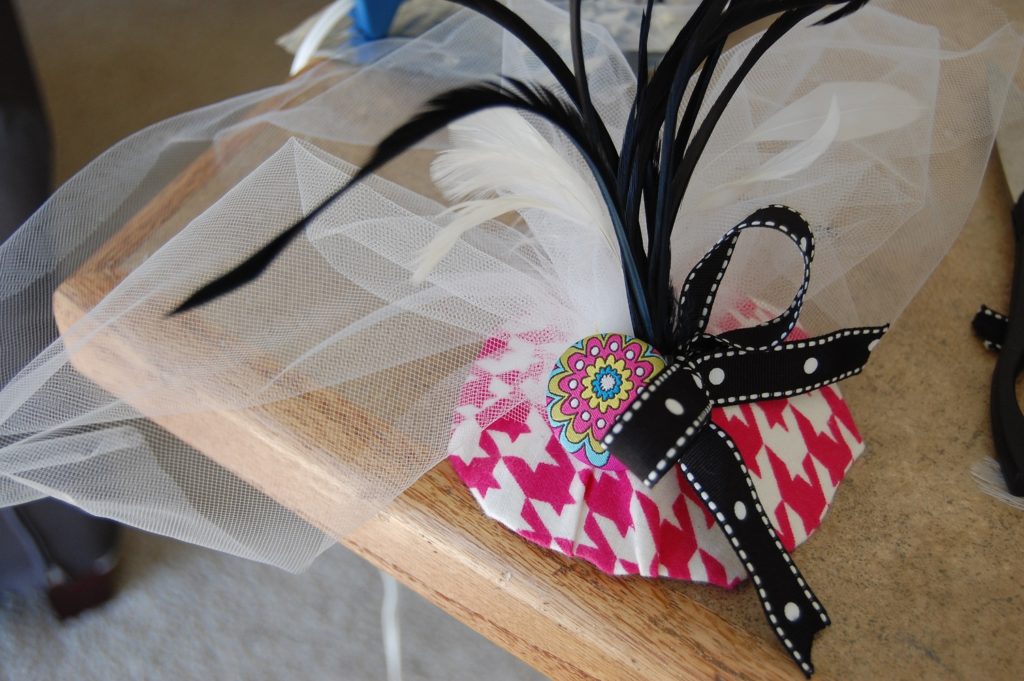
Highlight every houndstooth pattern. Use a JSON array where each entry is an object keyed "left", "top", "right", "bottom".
[{"left": 448, "top": 328, "right": 865, "bottom": 587}]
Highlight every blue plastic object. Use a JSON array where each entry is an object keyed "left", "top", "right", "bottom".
[{"left": 352, "top": 0, "right": 404, "bottom": 40}]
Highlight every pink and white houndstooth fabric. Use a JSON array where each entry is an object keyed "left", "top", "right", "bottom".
[{"left": 448, "top": 327, "right": 864, "bottom": 588}]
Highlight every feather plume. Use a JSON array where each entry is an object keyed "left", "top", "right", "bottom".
[
  {"left": 176, "top": 0, "right": 872, "bottom": 348},
  {"left": 412, "top": 197, "right": 558, "bottom": 282},
  {"left": 172, "top": 80, "right": 645, "bottom": 323},
  {"left": 699, "top": 95, "right": 841, "bottom": 209},
  {"left": 416, "top": 110, "right": 616, "bottom": 281},
  {"left": 289, "top": 0, "right": 354, "bottom": 77}
]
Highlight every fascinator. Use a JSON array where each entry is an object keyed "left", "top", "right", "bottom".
[{"left": 1, "top": 0, "right": 1021, "bottom": 677}]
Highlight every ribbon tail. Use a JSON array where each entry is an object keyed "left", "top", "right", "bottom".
[
  {"left": 681, "top": 425, "right": 830, "bottom": 677},
  {"left": 604, "top": 360, "right": 830, "bottom": 675}
]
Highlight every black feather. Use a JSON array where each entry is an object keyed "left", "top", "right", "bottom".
[
  {"left": 447, "top": 0, "right": 619, "bottom": 171},
  {"left": 815, "top": 0, "right": 869, "bottom": 24},
  {"left": 635, "top": 0, "right": 655, "bottom": 93},
  {"left": 446, "top": 0, "right": 578, "bottom": 99},
  {"left": 172, "top": 222, "right": 307, "bottom": 315},
  {"left": 666, "top": 9, "right": 813, "bottom": 234},
  {"left": 174, "top": 80, "right": 654, "bottom": 336},
  {"left": 568, "top": 0, "right": 595, "bottom": 132}
]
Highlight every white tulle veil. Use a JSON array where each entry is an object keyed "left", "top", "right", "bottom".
[{"left": 0, "top": 0, "right": 1021, "bottom": 571}]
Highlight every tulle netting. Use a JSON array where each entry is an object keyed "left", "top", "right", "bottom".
[{"left": 0, "top": 0, "right": 1020, "bottom": 570}]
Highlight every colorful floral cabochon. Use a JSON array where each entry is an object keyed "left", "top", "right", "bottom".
[{"left": 547, "top": 333, "right": 667, "bottom": 468}]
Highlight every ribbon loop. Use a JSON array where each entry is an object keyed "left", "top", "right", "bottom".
[{"left": 675, "top": 205, "right": 814, "bottom": 353}]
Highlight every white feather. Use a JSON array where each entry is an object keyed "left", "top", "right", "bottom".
[
  {"left": 412, "top": 196, "right": 562, "bottom": 282},
  {"left": 699, "top": 95, "right": 841, "bottom": 210},
  {"left": 416, "top": 109, "right": 615, "bottom": 281},
  {"left": 747, "top": 81, "right": 925, "bottom": 143},
  {"left": 971, "top": 458, "right": 1024, "bottom": 511},
  {"left": 289, "top": 0, "right": 354, "bottom": 77}
]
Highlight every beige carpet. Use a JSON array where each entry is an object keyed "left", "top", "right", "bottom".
[
  {"left": 2, "top": 2, "right": 543, "bottom": 679},
  {"left": 0, "top": 531, "right": 542, "bottom": 681}
]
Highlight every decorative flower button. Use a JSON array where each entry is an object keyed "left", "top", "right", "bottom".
[{"left": 546, "top": 333, "right": 666, "bottom": 467}]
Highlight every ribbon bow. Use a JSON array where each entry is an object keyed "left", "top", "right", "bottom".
[{"left": 547, "top": 205, "right": 887, "bottom": 677}]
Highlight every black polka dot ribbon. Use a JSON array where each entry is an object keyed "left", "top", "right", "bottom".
[{"left": 607, "top": 205, "right": 887, "bottom": 677}]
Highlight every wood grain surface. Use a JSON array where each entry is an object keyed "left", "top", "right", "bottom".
[{"left": 53, "top": 32, "right": 1024, "bottom": 681}]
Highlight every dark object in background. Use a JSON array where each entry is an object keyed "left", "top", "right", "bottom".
[
  {"left": 0, "top": 0, "right": 49, "bottom": 240},
  {"left": 1, "top": 499, "right": 119, "bottom": 618},
  {"left": 987, "top": 134, "right": 1024, "bottom": 496},
  {"left": 0, "top": 0, "right": 120, "bottom": 617},
  {"left": 971, "top": 90, "right": 1024, "bottom": 498}
]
